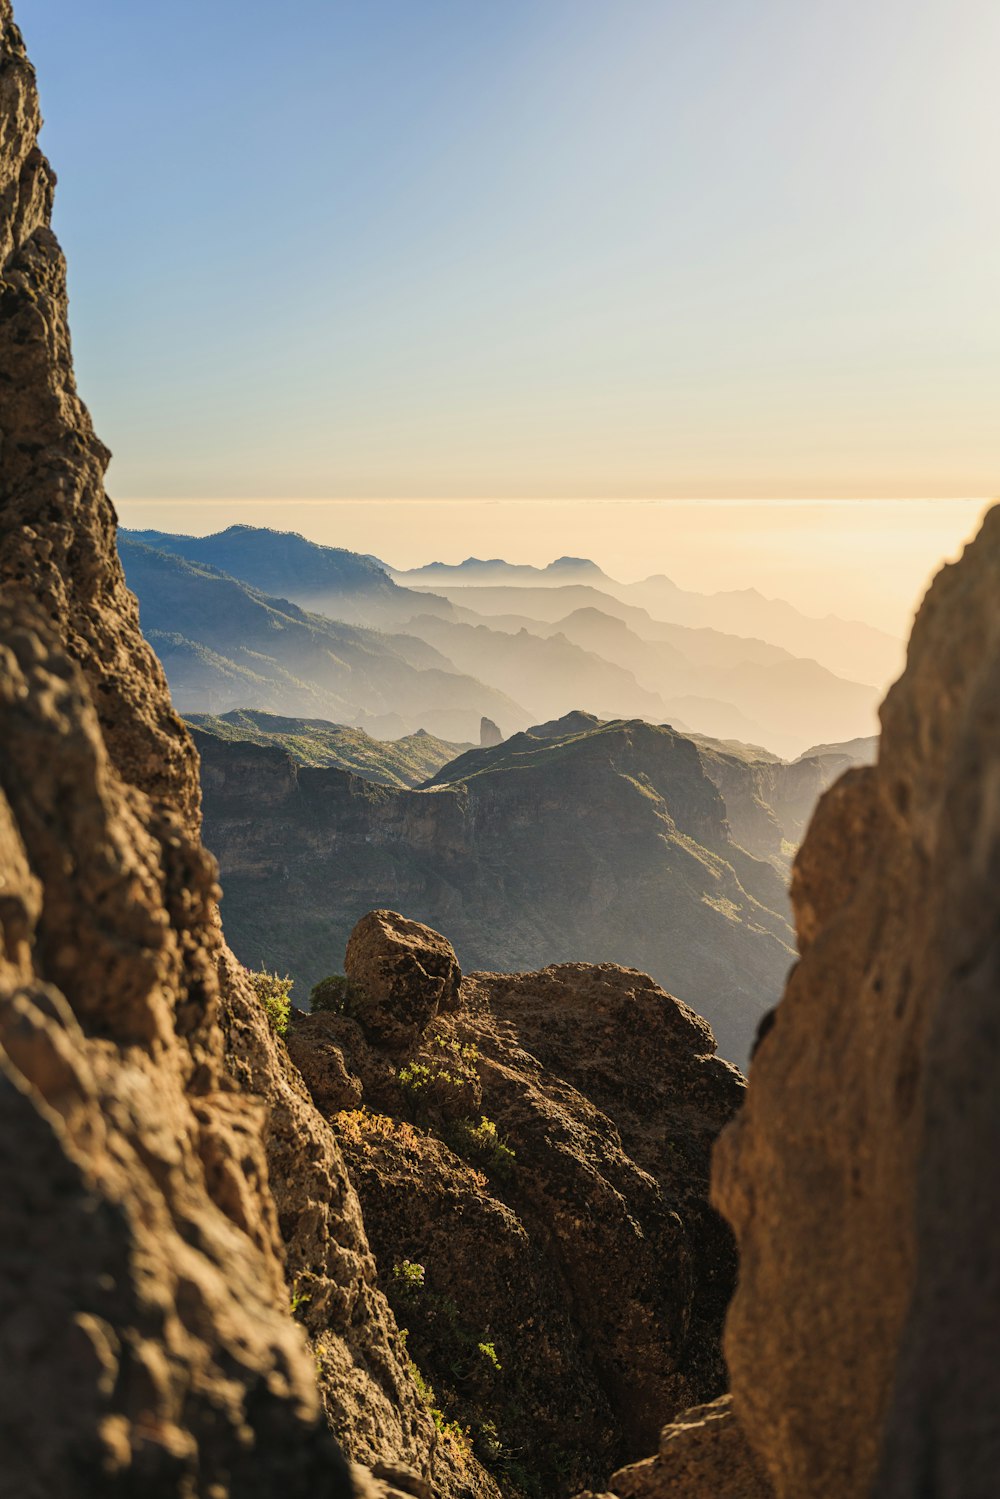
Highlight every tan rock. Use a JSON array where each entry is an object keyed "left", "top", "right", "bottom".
[
  {"left": 0, "top": 7, "right": 490, "bottom": 1494},
  {"left": 601, "top": 1396, "right": 771, "bottom": 1497},
  {"left": 711, "top": 504, "right": 1000, "bottom": 1497},
  {"left": 345, "top": 909, "right": 463, "bottom": 1052},
  {"left": 294, "top": 957, "right": 746, "bottom": 1494}
]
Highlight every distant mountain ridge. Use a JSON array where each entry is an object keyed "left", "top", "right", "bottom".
[
  {"left": 119, "top": 537, "right": 528, "bottom": 741},
  {"left": 188, "top": 709, "right": 470, "bottom": 787},
  {"left": 127, "top": 525, "right": 884, "bottom": 757},
  {"left": 393, "top": 553, "right": 903, "bottom": 685},
  {"left": 123, "top": 524, "right": 452, "bottom": 626}
]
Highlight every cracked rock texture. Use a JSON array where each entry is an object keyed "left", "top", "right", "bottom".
[
  {"left": 596, "top": 506, "right": 1000, "bottom": 1498},
  {"left": 0, "top": 8, "right": 488, "bottom": 1495},
  {"left": 291, "top": 913, "right": 746, "bottom": 1496}
]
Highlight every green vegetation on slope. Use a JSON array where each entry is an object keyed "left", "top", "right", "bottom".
[{"left": 188, "top": 708, "right": 471, "bottom": 788}]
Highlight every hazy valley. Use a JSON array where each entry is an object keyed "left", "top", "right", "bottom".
[{"left": 118, "top": 523, "right": 884, "bottom": 1060}]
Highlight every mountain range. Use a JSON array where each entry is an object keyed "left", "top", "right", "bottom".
[
  {"left": 119, "top": 537, "right": 525, "bottom": 742},
  {"left": 391, "top": 555, "right": 904, "bottom": 685},
  {"left": 121, "top": 526, "right": 886, "bottom": 757}
]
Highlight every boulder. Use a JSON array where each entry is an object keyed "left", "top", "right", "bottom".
[{"left": 345, "top": 910, "right": 462, "bottom": 1052}]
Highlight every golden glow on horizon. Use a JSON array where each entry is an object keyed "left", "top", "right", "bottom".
[{"left": 116, "top": 498, "right": 991, "bottom": 639}]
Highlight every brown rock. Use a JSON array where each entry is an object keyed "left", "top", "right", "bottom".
[
  {"left": 293, "top": 956, "right": 745, "bottom": 1495},
  {"left": 345, "top": 909, "right": 463, "bottom": 1052},
  {"left": 0, "top": 9, "right": 492, "bottom": 1495},
  {"left": 708, "top": 504, "right": 1000, "bottom": 1497},
  {"left": 598, "top": 1396, "right": 772, "bottom": 1497}
]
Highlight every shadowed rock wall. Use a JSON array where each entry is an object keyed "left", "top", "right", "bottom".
[{"left": 582, "top": 507, "right": 1000, "bottom": 1498}]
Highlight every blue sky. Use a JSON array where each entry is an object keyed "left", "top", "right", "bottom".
[{"left": 17, "top": 0, "right": 1000, "bottom": 501}]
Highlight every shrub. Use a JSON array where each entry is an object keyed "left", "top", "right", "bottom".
[
  {"left": 392, "top": 1259, "right": 426, "bottom": 1299},
  {"left": 249, "top": 969, "right": 293, "bottom": 1037},
  {"left": 431, "top": 1035, "right": 479, "bottom": 1064},
  {"left": 310, "top": 972, "right": 366, "bottom": 1016},
  {"left": 446, "top": 1115, "right": 516, "bottom": 1178},
  {"left": 406, "top": 1357, "right": 472, "bottom": 1461}
]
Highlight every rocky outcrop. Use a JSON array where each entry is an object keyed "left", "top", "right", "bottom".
[
  {"left": 290, "top": 913, "right": 746, "bottom": 1496},
  {"left": 196, "top": 716, "right": 794, "bottom": 1065},
  {"left": 0, "top": 9, "right": 488, "bottom": 1495},
  {"left": 587, "top": 509, "right": 1000, "bottom": 1498},
  {"left": 480, "top": 716, "right": 503, "bottom": 747},
  {"left": 580, "top": 1397, "right": 771, "bottom": 1499},
  {"left": 345, "top": 909, "right": 463, "bottom": 1052}
]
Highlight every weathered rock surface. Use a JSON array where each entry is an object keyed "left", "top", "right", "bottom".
[
  {"left": 291, "top": 914, "right": 746, "bottom": 1496},
  {"left": 596, "top": 506, "right": 1000, "bottom": 1499},
  {"left": 345, "top": 909, "right": 463, "bottom": 1052},
  {"left": 579, "top": 1396, "right": 771, "bottom": 1498},
  {"left": 480, "top": 716, "right": 503, "bottom": 747},
  {"left": 711, "top": 505, "right": 1000, "bottom": 1497},
  {"left": 0, "top": 9, "right": 490, "bottom": 1495}
]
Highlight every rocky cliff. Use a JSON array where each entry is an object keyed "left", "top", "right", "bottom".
[
  {"left": 580, "top": 509, "right": 1000, "bottom": 1499},
  {"left": 193, "top": 715, "right": 795, "bottom": 1065},
  {"left": 0, "top": 10, "right": 489, "bottom": 1495}
]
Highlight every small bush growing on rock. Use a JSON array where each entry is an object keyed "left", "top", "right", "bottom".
[
  {"left": 248, "top": 969, "right": 293, "bottom": 1037},
  {"left": 431, "top": 1034, "right": 479, "bottom": 1064},
  {"left": 336, "top": 1108, "right": 423, "bottom": 1149},
  {"left": 392, "top": 1259, "right": 426, "bottom": 1299},
  {"left": 405, "top": 1356, "right": 472, "bottom": 1461},
  {"left": 399, "top": 1060, "right": 464, "bottom": 1093},
  {"left": 446, "top": 1115, "right": 516, "bottom": 1178},
  {"left": 289, "top": 1279, "right": 311, "bottom": 1319},
  {"left": 310, "top": 972, "right": 367, "bottom": 1016}
]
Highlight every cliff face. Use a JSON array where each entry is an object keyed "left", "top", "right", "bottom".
[
  {"left": 0, "top": 11, "right": 482, "bottom": 1495},
  {"left": 194, "top": 716, "right": 794, "bottom": 1065},
  {"left": 585, "top": 508, "right": 1000, "bottom": 1499},
  {"left": 714, "top": 504, "right": 1000, "bottom": 1497}
]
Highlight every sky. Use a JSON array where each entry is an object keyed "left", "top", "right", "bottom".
[{"left": 19, "top": 0, "right": 1000, "bottom": 505}]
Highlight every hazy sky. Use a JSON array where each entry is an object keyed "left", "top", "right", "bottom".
[
  {"left": 20, "top": 0, "right": 1000, "bottom": 500},
  {"left": 117, "top": 497, "right": 991, "bottom": 638}
]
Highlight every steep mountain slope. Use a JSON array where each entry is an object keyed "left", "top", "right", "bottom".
[
  {"left": 690, "top": 733, "right": 878, "bottom": 867},
  {"left": 119, "top": 538, "right": 528, "bottom": 741},
  {"left": 195, "top": 716, "right": 795, "bottom": 1064},
  {"left": 189, "top": 709, "right": 470, "bottom": 787}
]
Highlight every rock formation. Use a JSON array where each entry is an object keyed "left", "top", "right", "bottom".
[
  {"left": 289, "top": 912, "right": 746, "bottom": 1496},
  {"left": 0, "top": 9, "right": 488, "bottom": 1494},
  {"left": 579, "top": 508, "right": 1000, "bottom": 1498},
  {"left": 480, "top": 716, "right": 503, "bottom": 747}
]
